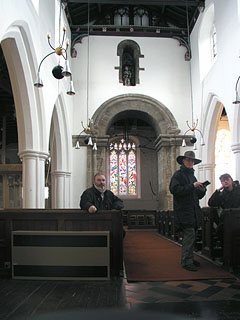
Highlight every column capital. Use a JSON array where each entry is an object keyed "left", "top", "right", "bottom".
[
  {"left": 51, "top": 170, "right": 71, "bottom": 177},
  {"left": 18, "top": 150, "right": 49, "bottom": 160},
  {"left": 154, "top": 134, "right": 182, "bottom": 151},
  {"left": 198, "top": 163, "right": 215, "bottom": 171}
]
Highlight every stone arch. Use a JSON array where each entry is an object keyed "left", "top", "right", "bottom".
[
  {"left": 92, "top": 94, "right": 180, "bottom": 137},
  {"left": 199, "top": 93, "right": 225, "bottom": 205},
  {"left": 50, "top": 94, "right": 72, "bottom": 208},
  {"left": 89, "top": 94, "right": 180, "bottom": 210},
  {"left": 1, "top": 21, "right": 46, "bottom": 153},
  {"left": 1, "top": 21, "right": 48, "bottom": 207},
  {"left": 201, "top": 93, "right": 223, "bottom": 165}
]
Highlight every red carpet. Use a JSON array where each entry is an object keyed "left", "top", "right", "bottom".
[{"left": 123, "top": 231, "right": 235, "bottom": 282}]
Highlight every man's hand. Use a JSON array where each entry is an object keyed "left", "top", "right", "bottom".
[
  {"left": 88, "top": 205, "right": 97, "bottom": 213},
  {"left": 217, "top": 185, "right": 224, "bottom": 192},
  {"left": 193, "top": 182, "right": 203, "bottom": 188}
]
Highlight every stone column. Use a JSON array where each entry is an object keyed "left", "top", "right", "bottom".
[
  {"left": 198, "top": 163, "right": 215, "bottom": 207},
  {"left": 155, "top": 135, "right": 182, "bottom": 211},
  {"left": 19, "top": 150, "right": 48, "bottom": 208},
  {"left": 231, "top": 143, "right": 240, "bottom": 180},
  {"left": 51, "top": 171, "right": 71, "bottom": 208}
]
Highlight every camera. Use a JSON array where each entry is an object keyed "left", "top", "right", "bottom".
[{"left": 202, "top": 180, "right": 211, "bottom": 187}]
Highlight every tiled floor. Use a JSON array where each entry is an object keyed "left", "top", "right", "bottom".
[
  {"left": 124, "top": 277, "right": 240, "bottom": 319},
  {"left": 1, "top": 274, "right": 240, "bottom": 319}
]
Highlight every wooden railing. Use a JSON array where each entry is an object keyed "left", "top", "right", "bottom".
[{"left": 0, "top": 209, "right": 123, "bottom": 278}]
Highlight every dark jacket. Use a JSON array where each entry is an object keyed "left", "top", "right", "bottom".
[
  {"left": 80, "top": 185, "right": 124, "bottom": 211},
  {"left": 208, "top": 180, "right": 240, "bottom": 209},
  {"left": 169, "top": 165, "right": 206, "bottom": 229}
]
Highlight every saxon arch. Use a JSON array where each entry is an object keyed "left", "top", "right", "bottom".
[{"left": 88, "top": 94, "right": 181, "bottom": 210}]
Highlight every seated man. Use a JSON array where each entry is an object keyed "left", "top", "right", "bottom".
[
  {"left": 208, "top": 173, "right": 240, "bottom": 209},
  {"left": 208, "top": 173, "right": 240, "bottom": 243},
  {"left": 80, "top": 173, "right": 125, "bottom": 238},
  {"left": 80, "top": 173, "right": 124, "bottom": 213}
]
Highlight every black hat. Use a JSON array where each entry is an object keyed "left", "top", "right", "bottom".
[{"left": 177, "top": 150, "right": 201, "bottom": 165}]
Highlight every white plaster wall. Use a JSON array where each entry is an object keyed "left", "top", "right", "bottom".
[
  {"left": 190, "top": 0, "right": 240, "bottom": 206},
  {"left": 70, "top": 36, "right": 194, "bottom": 206},
  {"left": 71, "top": 36, "right": 192, "bottom": 136}
]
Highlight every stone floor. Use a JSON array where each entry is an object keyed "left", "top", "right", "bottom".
[{"left": 1, "top": 275, "right": 240, "bottom": 320}]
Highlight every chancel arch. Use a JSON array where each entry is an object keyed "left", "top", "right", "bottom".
[{"left": 89, "top": 94, "right": 181, "bottom": 210}]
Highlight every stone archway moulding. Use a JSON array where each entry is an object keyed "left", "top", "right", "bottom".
[
  {"left": 92, "top": 94, "right": 180, "bottom": 137},
  {"left": 88, "top": 94, "right": 181, "bottom": 210}
]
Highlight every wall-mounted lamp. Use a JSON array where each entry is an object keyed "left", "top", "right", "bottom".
[
  {"left": 182, "top": 119, "right": 205, "bottom": 150},
  {"left": 232, "top": 76, "right": 240, "bottom": 104},
  {"left": 34, "top": 1, "right": 75, "bottom": 96},
  {"left": 75, "top": 120, "right": 97, "bottom": 150}
]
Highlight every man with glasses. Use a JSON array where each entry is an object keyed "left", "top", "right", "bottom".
[{"left": 169, "top": 151, "right": 207, "bottom": 271}]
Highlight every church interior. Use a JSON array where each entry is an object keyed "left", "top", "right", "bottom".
[{"left": 1, "top": 0, "right": 240, "bottom": 319}]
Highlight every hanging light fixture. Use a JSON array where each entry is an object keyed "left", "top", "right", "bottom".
[
  {"left": 232, "top": 76, "right": 240, "bottom": 104},
  {"left": 34, "top": 0, "right": 75, "bottom": 96},
  {"left": 75, "top": 0, "right": 96, "bottom": 150},
  {"left": 182, "top": 2, "right": 205, "bottom": 150}
]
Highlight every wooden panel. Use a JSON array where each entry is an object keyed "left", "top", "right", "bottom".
[
  {"left": 223, "top": 209, "right": 240, "bottom": 272},
  {"left": 0, "top": 209, "right": 123, "bottom": 278}
]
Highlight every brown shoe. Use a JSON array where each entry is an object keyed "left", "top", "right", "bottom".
[{"left": 183, "top": 264, "right": 198, "bottom": 271}]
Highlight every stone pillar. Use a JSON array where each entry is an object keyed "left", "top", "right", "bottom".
[
  {"left": 19, "top": 150, "right": 48, "bottom": 208},
  {"left": 155, "top": 135, "right": 182, "bottom": 211},
  {"left": 198, "top": 163, "right": 215, "bottom": 207},
  {"left": 231, "top": 143, "right": 240, "bottom": 180},
  {"left": 51, "top": 171, "right": 71, "bottom": 208}
]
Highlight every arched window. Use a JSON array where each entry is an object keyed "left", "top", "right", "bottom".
[
  {"left": 214, "top": 109, "right": 234, "bottom": 188},
  {"left": 134, "top": 7, "right": 149, "bottom": 26},
  {"left": 109, "top": 139, "right": 137, "bottom": 196},
  {"left": 198, "top": 4, "right": 216, "bottom": 81}
]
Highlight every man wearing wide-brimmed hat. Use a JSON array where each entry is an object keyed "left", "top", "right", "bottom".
[{"left": 169, "top": 151, "right": 207, "bottom": 271}]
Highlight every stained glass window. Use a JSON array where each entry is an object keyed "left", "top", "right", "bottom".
[{"left": 109, "top": 139, "right": 137, "bottom": 195}]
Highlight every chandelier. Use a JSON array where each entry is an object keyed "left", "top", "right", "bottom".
[
  {"left": 181, "top": 2, "right": 204, "bottom": 150},
  {"left": 34, "top": 0, "right": 75, "bottom": 95},
  {"left": 75, "top": 120, "right": 97, "bottom": 150},
  {"left": 75, "top": 0, "right": 97, "bottom": 150}
]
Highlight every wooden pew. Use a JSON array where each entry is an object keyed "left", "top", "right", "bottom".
[
  {"left": 223, "top": 208, "right": 240, "bottom": 273},
  {"left": 0, "top": 209, "right": 123, "bottom": 278}
]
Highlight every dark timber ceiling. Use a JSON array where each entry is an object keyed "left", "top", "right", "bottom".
[{"left": 64, "top": 0, "right": 205, "bottom": 48}]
